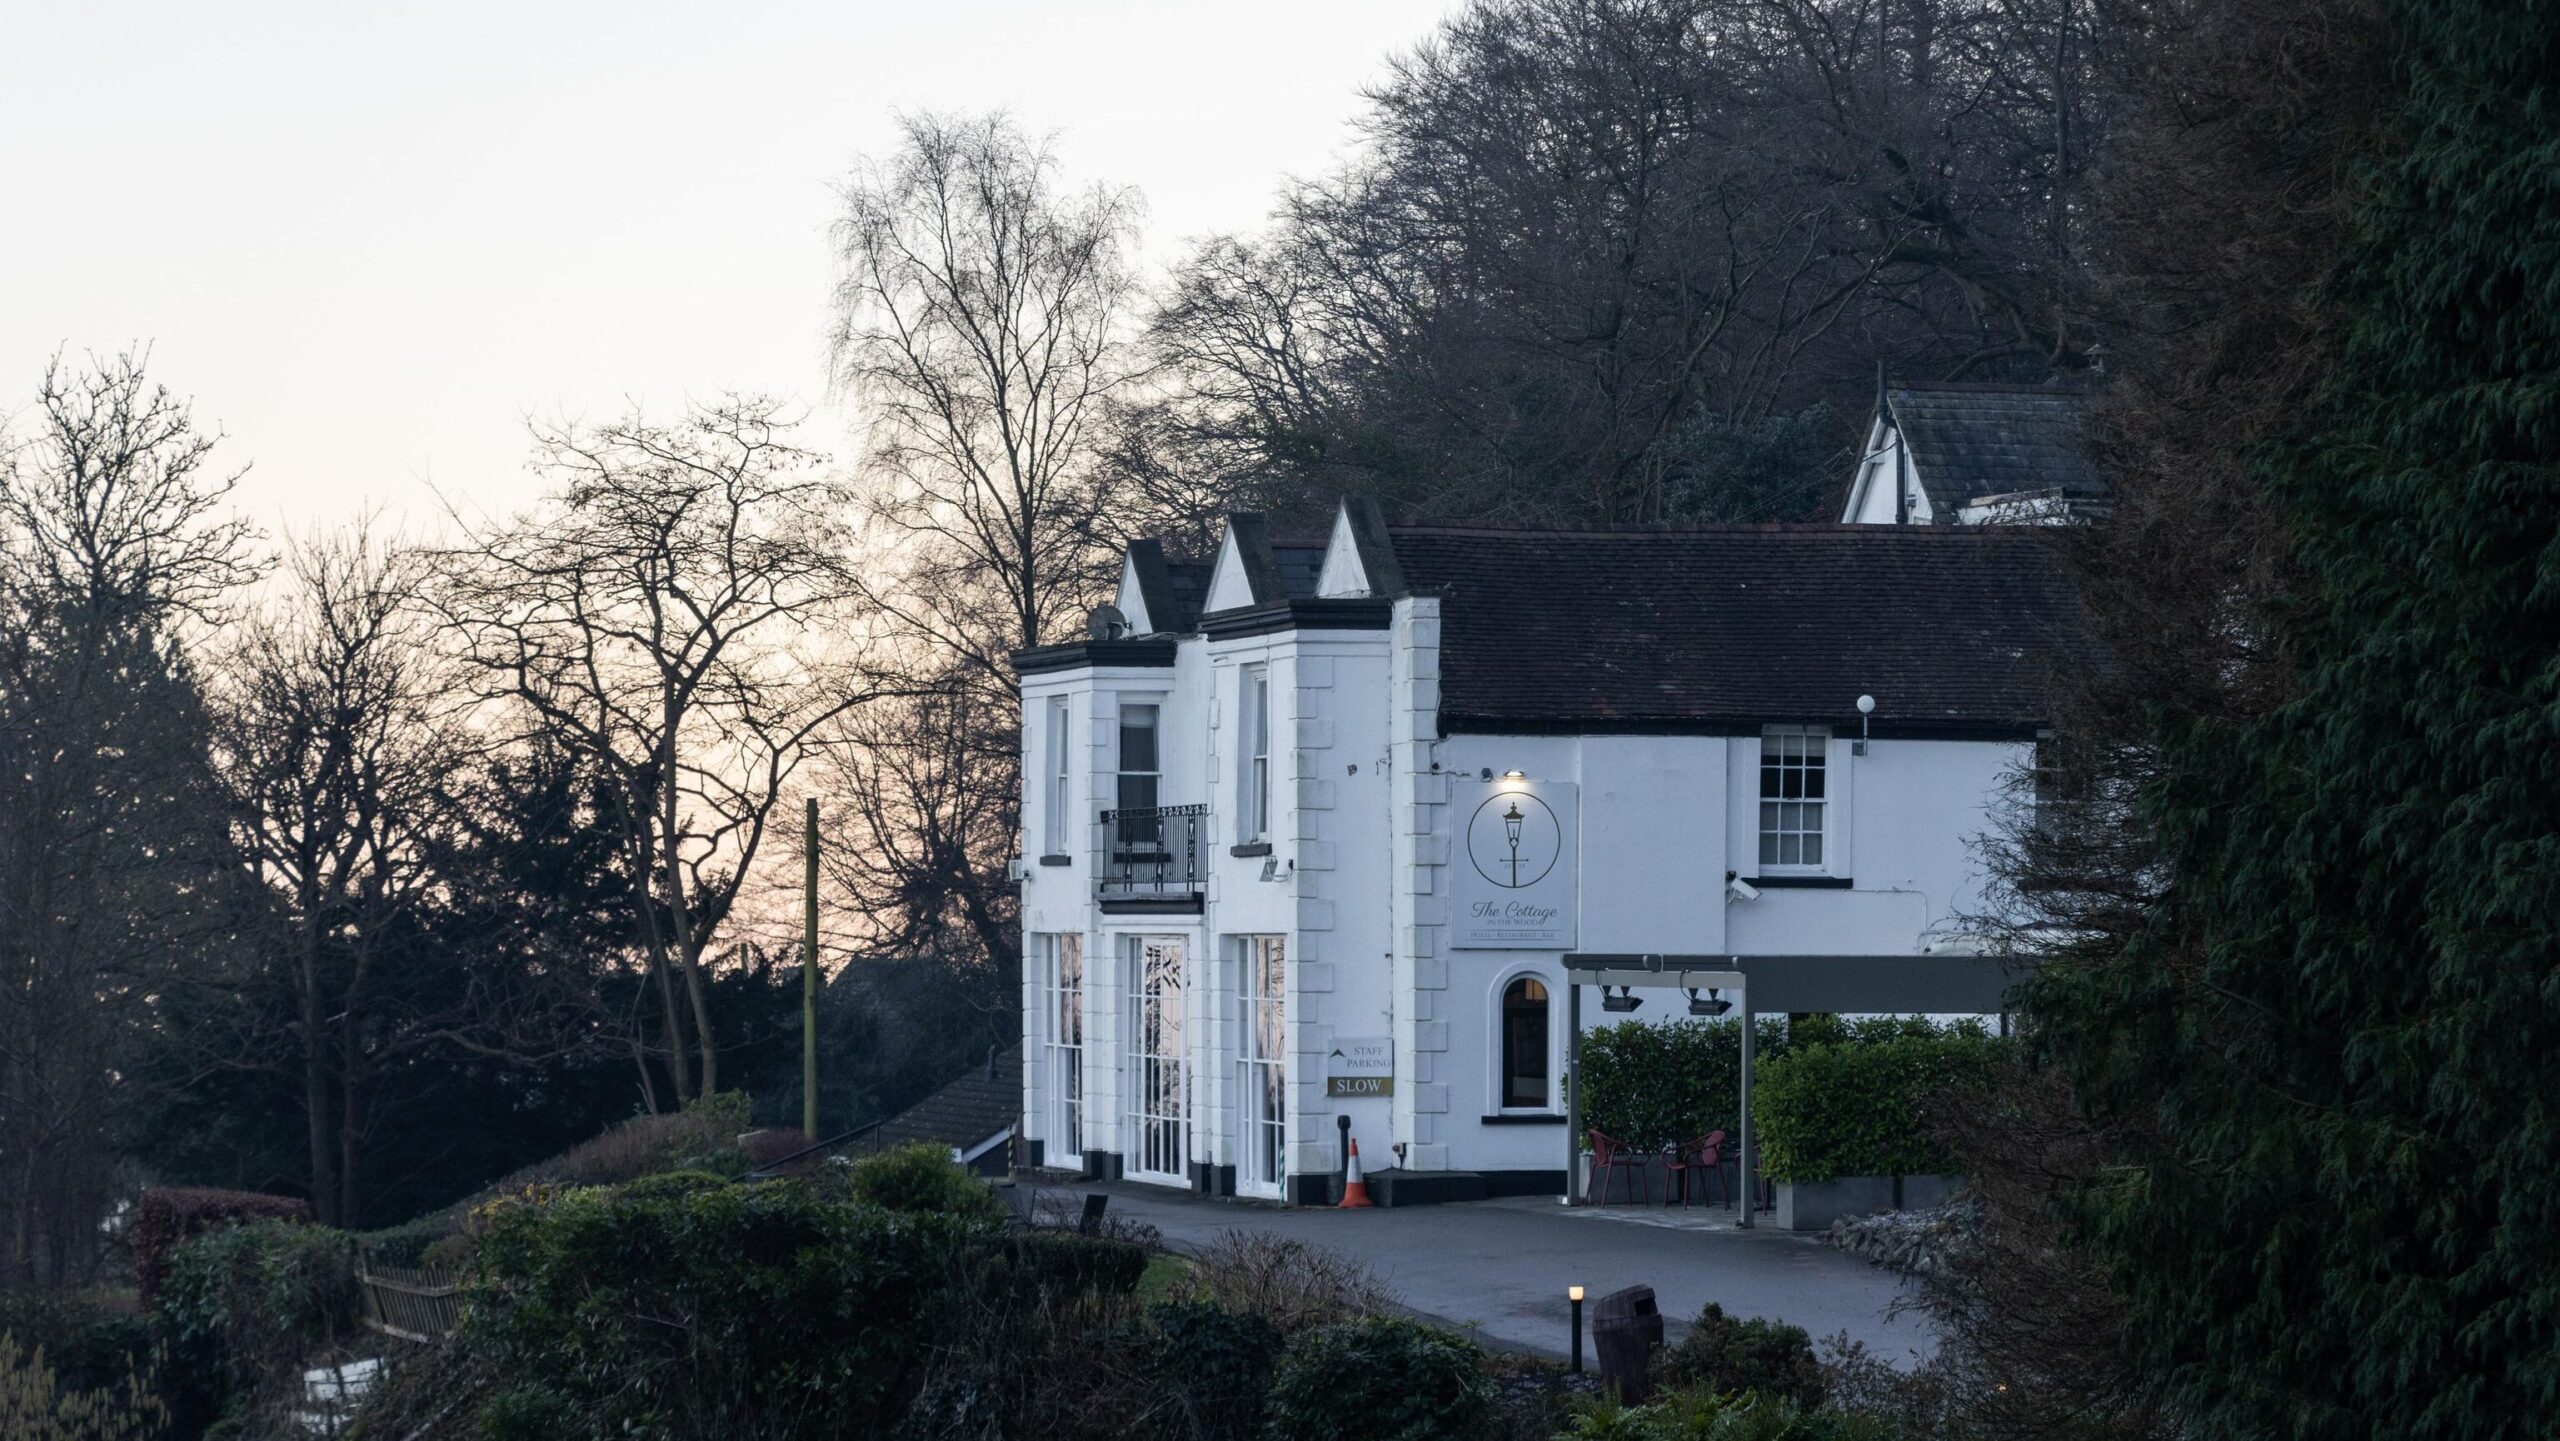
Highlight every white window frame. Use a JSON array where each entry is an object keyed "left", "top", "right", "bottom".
[
  {"left": 1043, "top": 696, "right": 1072, "bottom": 856},
  {"left": 1239, "top": 665, "right": 1271, "bottom": 842},
  {"left": 1041, "top": 933, "right": 1084, "bottom": 1160},
  {"left": 1757, "top": 725, "right": 1831, "bottom": 873},
  {"left": 1234, "top": 935, "right": 1287, "bottom": 1198},
  {"left": 1490, "top": 967, "right": 1557, "bottom": 1114}
]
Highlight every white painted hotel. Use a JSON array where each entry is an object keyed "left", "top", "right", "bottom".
[{"left": 1013, "top": 387, "right": 2085, "bottom": 1202}]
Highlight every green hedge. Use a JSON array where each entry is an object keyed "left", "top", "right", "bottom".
[
  {"left": 464, "top": 1172, "right": 1153, "bottom": 1440},
  {"left": 1751, "top": 1028, "right": 2013, "bottom": 1183},
  {"left": 1579, "top": 1016, "right": 1950, "bottom": 1150}
]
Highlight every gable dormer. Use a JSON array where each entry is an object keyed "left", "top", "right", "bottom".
[
  {"left": 1114, "top": 539, "right": 1212, "bottom": 636},
  {"left": 1841, "top": 374, "right": 2103, "bottom": 525},
  {"left": 1315, "top": 496, "right": 1409, "bottom": 599},
  {"left": 1203, "top": 513, "right": 1288, "bottom": 616}
]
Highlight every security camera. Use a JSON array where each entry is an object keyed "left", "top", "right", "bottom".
[{"left": 1726, "top": 874, "right": 1761, "bottom": 903}]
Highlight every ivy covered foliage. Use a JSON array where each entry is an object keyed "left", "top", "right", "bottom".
[
  {"left": 2025, "top": 1, "right": 2560, "bottom": 1433},
  {"left": 1753, "top": 1029, "right": 2012, "bottom": 1183}
]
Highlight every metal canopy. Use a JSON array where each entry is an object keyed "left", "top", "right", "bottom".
[{"left": 1557, "top": 952, "right": 2023, "bottom": 1225}]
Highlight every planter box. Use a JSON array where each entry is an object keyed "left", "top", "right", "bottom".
[
  {"left": 1772, "top": 1176, "right": 1896, "bottom": 1231},
  {"left": 1772, "top": 1174, "right": 1965, "bottom": 1230}
]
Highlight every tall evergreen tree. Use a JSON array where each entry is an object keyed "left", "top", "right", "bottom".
[{"left": 2029, "top": 2, "right": 2560, "bottom": 1434}]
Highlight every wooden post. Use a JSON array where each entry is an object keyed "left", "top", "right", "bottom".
[{"left": 803, "top": 797, "right": 820, "bottom": 1140}]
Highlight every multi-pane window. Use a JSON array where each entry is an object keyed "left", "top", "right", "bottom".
[
  {"left": 1043, "top": 697, "right": 1072, "bottom": 854},
  {"left": 1043, "top": 934, "right": 1084, "bottom": 1159},
  {"left": 1759, "top": 727, "right": 1828, "bottom": 869},
  {"left": 1500, "top": 976, "right": 1551, "bottom": 1109},
  {"left": 1238, "top": 936, "right": 1286, "bottom": 1196},
  {"left": 1116, "top": 702, "right": 1160, "bottom": 849},
  {"left": 1239, "top": 666, "right": 1271, "bottom": 842}
]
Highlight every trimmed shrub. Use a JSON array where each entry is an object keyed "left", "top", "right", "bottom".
[
  {"left": 1578, "top": 1017, "right": 1785, "bottom": 1151},
  {"left": 843, "top": 1140, "right": 1004, "bottom": 1221},
  {"left": 130, "top": 1186, "right": 309, "bottom": 1303},
  {"left": 467, "top": 1177, "right": 1001, "bottom": 1439},
  {"left": 1752, "top": 1030, "right": 2014, "bottom": 1183},
  {"left": 154, "top": 1218, "right": 359, "bottom": 1433},
  {"left": 353, "top": 1211, "right": 457, "bottom": 1267},
  {"left": 1560, "top": 1389, "right": 1911, "bottom": 1440},
  {"left": 1654, "top": 1303, "right": 1824, "bottom": 1407},
  {"left": 1265, "top": 1317, "right": 1494, "bottom": 1441},
  {"left": 473, "top": 1091, "right": 755, "bottom": 1198},
  {"left": 1144, "top": 1299, "right": 1281, "bottom": 1440}
]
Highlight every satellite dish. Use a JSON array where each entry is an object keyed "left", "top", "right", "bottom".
[{"left": 1087, "top": 603, "right": 1129, "bottom": 641}]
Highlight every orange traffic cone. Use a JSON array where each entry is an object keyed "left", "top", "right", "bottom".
[{"left": 1338, "top": 1138, "right": 1376, "bottom": 1209}]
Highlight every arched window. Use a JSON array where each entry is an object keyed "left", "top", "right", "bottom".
[{"left": 1500, "top": 977, "right": 1551, "bottom": 1110}]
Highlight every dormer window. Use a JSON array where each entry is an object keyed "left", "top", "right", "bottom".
[{"left": 1759, "top": 726, "right": 1828, "bottom": 870}]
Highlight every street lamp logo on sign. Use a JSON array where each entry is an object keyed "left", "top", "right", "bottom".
[{"left": 1468, "top": 789, "right": 1560, "bottom": 889}]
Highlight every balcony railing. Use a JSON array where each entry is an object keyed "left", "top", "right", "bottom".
[{"left": 1096, "top": 804, "right": 1207, "bottom": 897}]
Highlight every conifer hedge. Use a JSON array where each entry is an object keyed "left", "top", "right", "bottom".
[{"left": 2026, "top": 2, "right": 2560, "bottom": 1431}]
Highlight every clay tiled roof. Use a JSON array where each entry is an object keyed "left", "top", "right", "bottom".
[
  {"left": 859, "top": 1043, "right": 1021, "bottom": 1159},
  {"left": 1387, "top": 523, "right": 2082, "bottom": 735},
  {"left": 1888, "top": 383, "right": 2103, "bottom": 514}
]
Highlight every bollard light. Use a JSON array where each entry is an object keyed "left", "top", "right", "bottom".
[{"left": 1568, "top": 1285, "right": 1585, "bottom": 1373}]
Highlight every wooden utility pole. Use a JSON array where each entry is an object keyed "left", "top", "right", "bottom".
[{"left": 803, "top": 797, "right": 820, "bottom": 1138}]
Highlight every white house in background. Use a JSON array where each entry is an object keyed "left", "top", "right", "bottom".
[
  {"left": 1841, "top": 379, "right": 2105, "bottom": 525},
  {"left": 1011, "top": 499, "right": 2077, "bottom": 1204}
]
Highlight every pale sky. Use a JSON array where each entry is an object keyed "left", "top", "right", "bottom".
[{"left": 2, "top": 1, "right": 1457, "bottom": 536}]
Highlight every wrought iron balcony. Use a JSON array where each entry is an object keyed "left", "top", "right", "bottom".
[{"left": 1096, "top": 804, "right": 1207, "bottom": 902}]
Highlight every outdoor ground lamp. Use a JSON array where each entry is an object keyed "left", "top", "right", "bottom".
[{"left": 1568, "top": 1285, "right": 1585, "bottom": 1373}]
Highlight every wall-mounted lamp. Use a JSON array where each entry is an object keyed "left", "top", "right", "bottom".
[
  {"left": 1600, "top": 985, "right": 1643, "bottom": 1014},
  {"left": 1502, "top": 769, "right": 1526, "bottom": 780},
  {"left": 1686, "top": 987, "right": 1732, "bottom": 1018},
  {"left": 1854, "top": 694, "right": 1876, "bottom": 755}
]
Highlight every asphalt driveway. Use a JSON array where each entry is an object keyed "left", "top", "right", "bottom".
[{"left": 1085, "top": 1184, "right": 1934, "bottom": 1365}]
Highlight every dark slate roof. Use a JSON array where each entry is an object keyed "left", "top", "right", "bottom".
[
  {"left": 1274, "top": 543, "right": 1328, "bottom": 600},
  {"left": 1888, "top": 384, "right": 2102, "bottom": 515},
  {"left": 1388, "top": 524, "right": 2082, "bottom": 734},
  {"left": 1159, "top": 562, "right": 1212, "bottom": 631},
  {"left": 860, "top": 1043, "right": 1021, "bottom": 1157}
]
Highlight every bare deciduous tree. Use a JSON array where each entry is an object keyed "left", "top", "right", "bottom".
[
  {"left": 211, "top": 521, "right": 472, "bottom": 1225},
  {"left": 438, "top": 400, "right": 888, "bottom": 1107},
  {"left": 829, "top": 110, "right": 1142, "bottom": 669}
]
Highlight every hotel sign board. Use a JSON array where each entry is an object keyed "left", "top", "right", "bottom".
[
  {"left": 1452, "top": 779, "right": 1578, "bottom": 949},
  {"left": 1325, "top": 1035, "right": 1394, "bottom": 1097}
]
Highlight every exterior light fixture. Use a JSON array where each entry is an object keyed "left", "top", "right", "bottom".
[
  {"left": 1687, "top": 987, "right": 1732, "bottom": 1017},
  {"left": 1568, "top": 1285, "right": 1586, "bottom": 1373},
  {"left": 1601, "top": 985, "right": 1643, "bottom": 1014},
  {"left": 1503, "top": 799, "right": 1525, "bottom": 885},
  {"left": 1502, "top": 768, "right": 1526, "bottom": 780},
  {"left": 1854, "top": 693, "right": 1876, "bottom": 755}
]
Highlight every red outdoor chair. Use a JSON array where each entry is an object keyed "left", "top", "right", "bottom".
[
  {"left": 1587, "top": 1129, "right": 1650, "bottom": 1206},
  {"left": 1665, "top": 1130, "right": 1730, "bottom": 1207}
]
